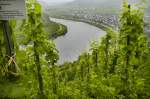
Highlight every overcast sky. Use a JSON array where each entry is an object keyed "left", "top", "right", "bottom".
[{"left": 37, "top": 0, "right": 75, "bottom": 4}]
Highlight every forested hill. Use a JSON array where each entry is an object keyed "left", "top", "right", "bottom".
[
  {"left": 1, "top": 0, "right": 150, "bottom": 98},
  {"left": 65, "top": 0, "right": 121, "bottom": 8},
  {"left": 44, "top": 0, "right": 150, "bottom": 15},
  {"left": 147, "top": 2, "right": 150, "bottom": 15},
  {"left": 59, "top": 0, "right": 148, "bottom": 8}
]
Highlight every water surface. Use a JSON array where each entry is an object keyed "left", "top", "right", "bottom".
[{"left": 51, "top": 18, "right": 106, "bottom": 64}]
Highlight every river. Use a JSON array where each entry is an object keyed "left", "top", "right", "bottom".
[{"left": 50, "top": 18, "right": 106, "bottom": 64}]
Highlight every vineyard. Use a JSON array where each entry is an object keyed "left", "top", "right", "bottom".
[{"left": 0, "top": 0, "right": 150, "bottom": 99}]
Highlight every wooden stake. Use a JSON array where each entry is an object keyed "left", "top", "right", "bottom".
[{"left": 2, "top": 20, "right": 17, "bottom": 75}]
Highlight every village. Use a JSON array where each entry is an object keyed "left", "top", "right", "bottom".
[{"left": 49, "top": 8, "right": 150, "bottom": 32}]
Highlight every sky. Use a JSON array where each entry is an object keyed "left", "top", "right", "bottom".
[{"left": 37, "top": 0, "right": 75, "bottom": 4}]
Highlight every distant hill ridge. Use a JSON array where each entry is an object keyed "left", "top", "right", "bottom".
[
  {"left": 64, "top": 0, "right": 149, "bottom": 8},
  {"left": 65, "top": 0, "right": 122, "bottom": 8},
  {"left": 64, "top": 0, "right": 149, "bottom": 15}
]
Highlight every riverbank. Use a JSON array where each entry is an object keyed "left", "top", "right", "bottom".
[
  {"left": 44, "top": 20, "right": 67, "bottom": 39},
  {"left": 14, "top": 19, "right": 67, "bottom": 44},
  {"left": 50, "top": 15, "right": 110, "bottom": 31}
]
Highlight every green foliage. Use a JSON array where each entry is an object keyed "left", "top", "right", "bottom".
[
  {"left": 0, "top": 0, "right": 150, "bottom": 99},
  {"left": 45, "top": 20, "right": 67, "bottom": 38}
]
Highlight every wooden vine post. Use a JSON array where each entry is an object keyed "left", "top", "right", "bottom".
[
  {"left": 2, "top": 20, "right": 17, "bottom": 75},
  {"left": 0, "top": 0, "right": 26, "bottom": 77}
]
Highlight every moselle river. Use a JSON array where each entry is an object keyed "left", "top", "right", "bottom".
[{"left": 51, "top": 18, "right": 106, "bottom": 64}]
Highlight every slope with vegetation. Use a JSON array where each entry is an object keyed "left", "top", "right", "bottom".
[
  {"left": 42, "top": 13, "right": 67, "bottom": 38},
  {"left": 0, "top": 0, "right": 150, "bottom": 99}
]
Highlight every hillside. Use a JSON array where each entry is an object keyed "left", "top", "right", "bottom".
[
  {"left": 60, "top": 0, "right": 122, "bottom": 8},
  {"left": 48, "top": 0, "right": 150, "bottom": 14}
]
